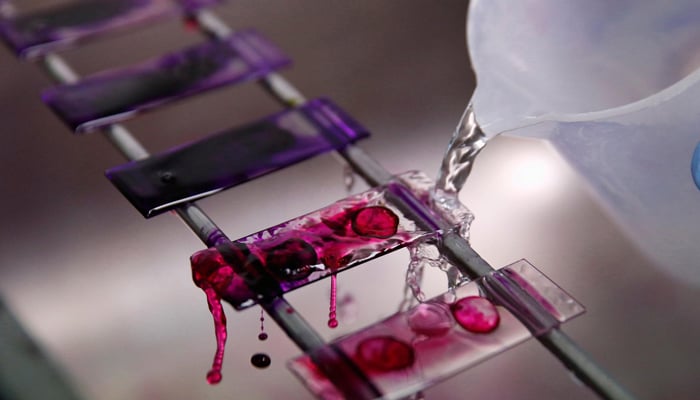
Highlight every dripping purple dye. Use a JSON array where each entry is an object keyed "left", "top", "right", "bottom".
[{"left": 328, "top": 274, "right": 338, "bottom": 328}]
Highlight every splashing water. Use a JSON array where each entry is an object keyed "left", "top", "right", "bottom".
[
  {"left": 435, "top": 104, "right": 488, "bottom": 196},
  {"left": 400, "top": 241, "right": 462, "bottom": 312},
  {"left": 399, "top": 105, "right": 483, "bottom": 309}
]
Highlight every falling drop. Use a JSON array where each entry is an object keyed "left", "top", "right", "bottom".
[
  {"left": 251, "top": 353, "right": 271, "bottom": 369},
  {"left": 328, "top": 274, "right": 339, "bottom": 328},
  {"left": 258, "top": 308, "right": 268, "bottom": 341}
]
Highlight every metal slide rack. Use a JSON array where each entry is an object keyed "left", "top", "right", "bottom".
[{"left": 0, "top": 2, "right": 636, "bottom": 399}]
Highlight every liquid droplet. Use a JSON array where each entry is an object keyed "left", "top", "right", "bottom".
[
  {"left": 355, "top": 336, "right": 415, "bottom": 372},
  {"left": 206, "top": 370, "right": 222, "bottom": 385},
  {"left": 258, "top": 332, "right": 268, "bottom": 341},
  {"left": 451, "top": 296, "right": 500, "bottom": 333},
  {"left": 407, "top": 302, "right": 454, "bottom": 337},
  {"left": 328, "top": 274, "right": 339, "bottom": 329},
  {"left": 351, "top": 206, "right": 399, "bottom": 238},
  {"left": 251, "top": 353, "right": 271, "bottom": 369}
]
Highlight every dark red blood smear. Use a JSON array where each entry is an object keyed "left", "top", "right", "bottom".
[
  {"left": 451, "top": 296, "right": 500, "bottom": 333},
  {"left": 251, "top": 353, "right": 271, "bottom": 369},
  {"left": 356, "top": 336, "right": 414, "bottom": 372},
  {"left": 264, "top": 238, "right": 317, "bottom": 281},
  {"left": 351, "top": 206, "right": 399, "bottom": 238}
]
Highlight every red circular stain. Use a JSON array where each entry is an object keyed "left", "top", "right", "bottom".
[
  {"left": 351, "top": 206, "right": 399, "bottom": 238},
  {"left": 451, "top": 296, "right": 500, "bottom": 333},
  {"left": 356, "top": 336, "right": 414, "bottom": 372}
]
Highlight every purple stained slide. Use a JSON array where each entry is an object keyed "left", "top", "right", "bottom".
[
  {"left": 289, "top": 260, "right": 585, "bottom": 400},
  {"left": 0, "top": 0, "right": 221, "bottom": 58},
  {"left": 106, "top": 98, "right": 370, "bottom": 218},
  {"left": 42, "top": 30, "right": 290, "bottom": 133}
]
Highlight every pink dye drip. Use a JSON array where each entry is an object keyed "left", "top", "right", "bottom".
[
  {"left": 203, "top": 287, "right": 227, "bottom": 384},
  {"left": 355, "top": 336, "right": 415, "bottom": 372},
  {"left": 328, "top": 274, "right": 338, "bottom": 328},
  {"left": 191, "top": 251, "right": 233, "bottom": 385},
  {"left": 450, "top": 296, "right": 500, "bottom": 333},
  {"left": 258, "top": 308, "right": 268, "bottom": 341}
]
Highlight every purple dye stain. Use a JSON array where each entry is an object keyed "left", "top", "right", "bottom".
[
  {"left": 355, "top": 336, "right": 415, "bottom": 372},
  {"left": 352, "top": 206, "right": 399, "bottom": 238},
  {"left": 451, "top": 296, "right": 500, "bottom": 334},
  {"left": 407, "top": 302, "right": 454, "bottom": 337}
]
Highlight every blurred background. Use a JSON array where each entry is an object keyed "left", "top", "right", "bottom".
[{"left": 1, "top": 1, "right": 699, "bottom": 399}]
